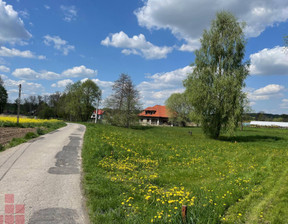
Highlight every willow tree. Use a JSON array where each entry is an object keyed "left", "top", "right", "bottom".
[{"left": 184, "top": 11, "right": 249, "bottom": 138}]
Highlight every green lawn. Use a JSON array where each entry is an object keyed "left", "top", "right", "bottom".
[{"left": 82, "top": 124, "right": 288, "bottom": 223}]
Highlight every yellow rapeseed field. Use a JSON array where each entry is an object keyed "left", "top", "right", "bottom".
[{"left": 0, "top": 116, "right": 59, "bottom": 123}]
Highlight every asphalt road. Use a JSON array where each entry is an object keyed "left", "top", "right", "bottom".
[{"left": 0, "top": 123, "right": 89, "bottom": 224}]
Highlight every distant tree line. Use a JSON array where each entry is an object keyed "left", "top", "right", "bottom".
[
  {"left": 2, "top": 74, "right": 141, "bottom": 126},
  {"left": 3, "top": 79, "right": 101, "bottom": 122},
  {"left": 247, "top": 113, "right": 288, "bottom": 122}
]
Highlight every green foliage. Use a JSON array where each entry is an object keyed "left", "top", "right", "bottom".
[
  {"left": 184, "top": 11, "right": 249, "bottom": 138},
  {"left": 63, "top": 79, "right": 101, "bottom": 121},
  {"left": 0, "top": 84, "right": 8, "bottom": 113},
  {"left": 37, "top": 127, "right": 45, "bottom": 135},
  {"left": 105, "top": 74, "right": 141, "bottom": 128},
  {"left": 9, "top": 79, "right": 101, "bottom": 122},
  {"left": 24, "top": 132, "right": 38, "bottom": 139},
  {"left": 8, "top": 138, "right": 27, "bottom": 148},
  {"left": 82, "top": 124, "right": 288, "bottom": 223},
  {"left": 165, "top": 93, "right": 193, "bottom": 126}
]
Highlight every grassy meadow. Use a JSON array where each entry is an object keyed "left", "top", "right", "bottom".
[{"left": 82, "top": 124, "right": 288, "bottom": 223}]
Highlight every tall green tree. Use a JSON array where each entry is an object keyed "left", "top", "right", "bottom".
[
  {"left": 105, "top": 74, "right": 140, "bottom": 128},
  {"left": 184, "top": 11, "right": 249, "bottom": 138},
  {"left": 165, "top": 93, "right": 192, "bottom": 126},
  {"left": 81, "top": 79, "right": 101, "bottom": 120},
  {"left": 64, "top": 79, "right": 101, "bottom": 121},
  {"left": 0, "top": 76, "right": 8, "bottom": 113}
]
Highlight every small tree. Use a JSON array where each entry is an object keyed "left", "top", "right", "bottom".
[
  {"left": 0, "top": 85, "right": 8, "bottom": 113},
  {"left": 184, "top": 11, "right": 249, "bottom": 138},
  {"left": 0, "top": 77, "right": 8, "bottom": 113},
  {"left": 165, "top": 93, "right": 192, "bottom": 126},
  {"left": 105, "top": 74, "right": 140, "bottom": 128}
]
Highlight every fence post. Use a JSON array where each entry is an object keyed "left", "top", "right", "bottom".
[{"left": 182, "top": 205, "right": 187, "bottom": 223}]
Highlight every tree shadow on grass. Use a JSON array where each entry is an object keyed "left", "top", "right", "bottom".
[
  {"left": 219, "top": 135, "right": 284, "bottom": 143},
  {"left": 131, "top": 125, "right": 154, "bottom": 131}
]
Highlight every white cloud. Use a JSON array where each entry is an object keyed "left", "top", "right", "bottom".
[
  {"left": 101, "top": 31, "right": 173, "bottom": 59},
  {"left": 0, "top": 0, "right": 31, "bottom": 44},
  {"left": 51, "top": 79, "right": 73, "bottom": 88},
  {"left": 62, "top": 65, "right": 97, "bottom": 78},
  {"left": 250, "top": 46, "right": 288, "bottom": 75},
  {"left": 254, "top": 84, "right": 285, "bottom": 95},
  {"left": 3, "top": 77, "right": 44, "bottom": 100},
  {"left": 11, "top": 65, "right": 97, "bottom": 80},
  {"left": 44, "top": 5, "right": 50, "bottom": 10},
  {"left": 0, "top": 65, "right": 10, "bottom": 73},
  {"left": 19, "top": 10, "right": 29, "bottom": 19},
  {"left": 248, "top": 84, "right": 285, "bottom": 101},
  {"left": 60, "top": 5, "right": 77, "bottom": 22},
  {"left": 137, "top": 66, "right": 193, "bottom": 107},
  {"left": 280, "top": 99, "right": 288, "bottom": 109},
  {"left": 0, "top": 46, "right": 45, "bottom": 59},
  {"left": 43, "top": 35, "right": 75, "bottom": 55},
  {"left": 12, "top": 68, "right": 39, "bottom": 79},
  {"left": 40, "top": 71, "right": 61, "bottom": 80},
  {"left": 135, "top": 0, "right": 288, "bottom": 52},
  {"left": 91, "top": 78, "right": 114, "bottom": 100}
]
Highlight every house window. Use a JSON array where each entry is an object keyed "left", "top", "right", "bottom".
[{"left": 145, "top": 110, "right": 156, "bottom": 115}]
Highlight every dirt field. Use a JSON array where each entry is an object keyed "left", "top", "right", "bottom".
[{"left": 0, "top": 127, "right": 37, "bottom": 145}]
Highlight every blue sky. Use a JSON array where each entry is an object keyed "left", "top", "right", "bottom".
[{"left": 0, "top": 0, "right": 288, "bottom": 114}]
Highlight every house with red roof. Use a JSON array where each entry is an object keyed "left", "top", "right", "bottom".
[
  {"left": 138, "top": 105, "right": 170, "bottom": 125},
  {"left": 91, "top": 109, "right": 105, "bottom": 120}
]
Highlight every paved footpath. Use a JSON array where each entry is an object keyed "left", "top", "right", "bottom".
[{"left": 0, "top": 123, "right": 89, "bottom": 224}]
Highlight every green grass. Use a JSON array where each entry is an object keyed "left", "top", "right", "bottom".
[{"left": 82, "top": 124, "right": 288, "bottom": 224}]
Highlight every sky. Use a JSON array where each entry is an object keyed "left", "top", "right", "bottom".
[{"left": 0, "top": 0, "right": 288, "bottom": 114}]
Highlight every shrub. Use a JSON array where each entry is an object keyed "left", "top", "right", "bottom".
[
  {"left": 37, "top": 128, "right": 45, "bottom": 135},
  {"left": 24, "top": 132, "right": 37, "bottom": 139}
]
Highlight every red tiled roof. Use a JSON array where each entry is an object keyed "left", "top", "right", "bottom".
[
  {"left": 138, "top": 105, "right": 169, "bottom": 118},
  {"left": 93, "top": 109, "right": 105, "bottom": 115}
]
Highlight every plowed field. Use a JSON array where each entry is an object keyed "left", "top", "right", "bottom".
[{"left": 0, "top": 127, "right": 36, "bottom": 145}]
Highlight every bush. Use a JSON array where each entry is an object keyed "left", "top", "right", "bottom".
[
  {"left": 37, "top": 128, "right": 45, "bottom": 135},
  {"left": 24, "top": 132, "right": 37, "bottom": 139}
]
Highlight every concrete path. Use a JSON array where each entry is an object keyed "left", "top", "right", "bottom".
[{"left": 0, "top": 123, "right": 89, "bottom": 224}]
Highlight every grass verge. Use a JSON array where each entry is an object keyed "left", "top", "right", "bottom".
[{"left": 82, "top": 124, "right": 288, "bottom": 223}]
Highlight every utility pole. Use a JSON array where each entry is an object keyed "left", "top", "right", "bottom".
[
  {"left": 95, "top": 98, "right": 99, "bottom": 124},
  {"left": 17, "top": 84, "right": 21, "bottom": 125}
]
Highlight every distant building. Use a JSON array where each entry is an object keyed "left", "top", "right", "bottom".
[
  {"left": 138, "top": 105, "right": 170, "bottom": 125},
  {"left": 250, "top": 121, "right": 288, "bottom": 128},
  {"left": 91, "top": 109, "right": 105, "bottom": 120}
]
